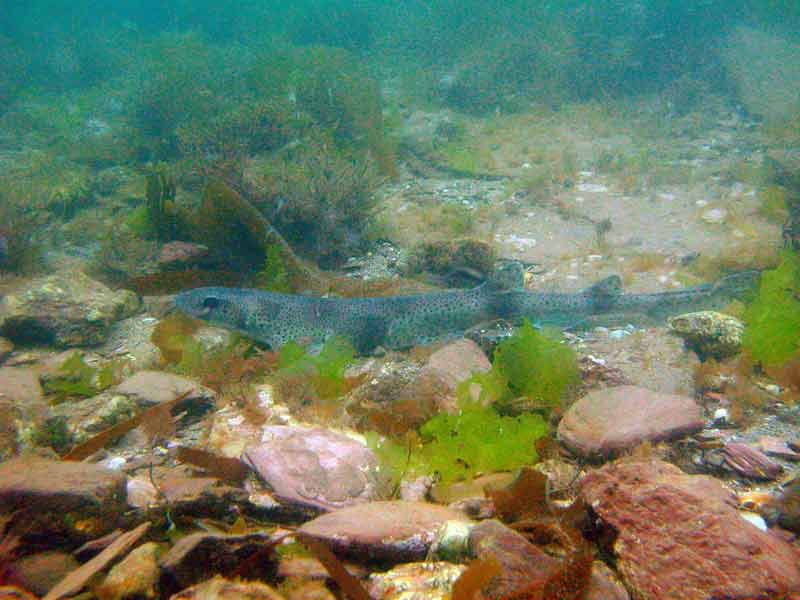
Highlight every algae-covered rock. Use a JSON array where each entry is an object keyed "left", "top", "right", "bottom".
[
  {"left": 0, "top": 270, "right": 141, "bottom": 347},
  {"left": 668, "top": 310, "right": 744, "bottom": 360}
]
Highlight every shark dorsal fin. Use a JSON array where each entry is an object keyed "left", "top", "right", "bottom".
[
  {"left": 586, "top": 275, "right": 622, "bottom": 311},
  {"left": 485, "top": 260, "right": 526, "bottom": 291}
]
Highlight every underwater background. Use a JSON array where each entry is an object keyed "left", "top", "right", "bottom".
[{"left": 1, "top": 1, "right": 800, "bottom": 598}]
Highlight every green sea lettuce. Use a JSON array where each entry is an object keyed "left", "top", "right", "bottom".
[{"left": 742, "top": 250, "right": 800, "bottom": 366}]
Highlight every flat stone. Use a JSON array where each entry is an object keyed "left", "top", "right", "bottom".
[
  {"left": 114, "top": 371, "right": 215, "bottom": 408},
  {"left": 0, "top": 366, "right": 43, "bottom": 405},
  {"left": 0, "top": 456, "right": 127, "bottom": 541},
  {"left": 558, "top": 385, "right": 704, "bottom": 458},
  {"left": 243, "top": 426, "right": 381, "bottom": 512},
  {"left": 0, "top": 270, "right": 140, "bottom": 347},
  {"left": 298, "top": 501, "right": 469, "bottom": 562},
  {"left": 580, "top": 458, "right": 800, "bottom": 599}
]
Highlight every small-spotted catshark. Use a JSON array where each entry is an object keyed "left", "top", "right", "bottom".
[{"left": 175, "top": 266, "right": 759, "bottom": 354}]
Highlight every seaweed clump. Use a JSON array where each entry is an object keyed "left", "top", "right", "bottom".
[
  {"left": 367, "top": 403, "right": 549, "bottom": 490},
  {"left": 742, "top": 251, "right": 800, "bottom": 367},
  {"left": 465, "top": 320, "right": 580, "bottom": 413},
  {"left": 42, "top": 353, "right": 117, "bottom": 404}
]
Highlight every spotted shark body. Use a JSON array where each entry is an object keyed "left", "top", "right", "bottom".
[{"left": 175, "top": 270, "right": 759, "bottom": 354}]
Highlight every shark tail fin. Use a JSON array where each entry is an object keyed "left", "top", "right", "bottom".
[{"left": 586, "top": 275, "right": 623, "bottom": 311}]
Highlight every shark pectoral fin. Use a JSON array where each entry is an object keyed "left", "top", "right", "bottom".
[
  {"left": 353, "top": 315, "right": 389, "bottom": 355},
  {"left": 587, "top": 275, "right": 623, "bottom": 311}
]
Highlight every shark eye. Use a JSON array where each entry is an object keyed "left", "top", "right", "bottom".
[{"left": 202, "top": 297, "right": 220, "bottom": 309}]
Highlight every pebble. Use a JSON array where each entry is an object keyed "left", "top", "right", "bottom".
[
  {"left": 739, "top": 511, "right": 768, "bottom": 532},
  {"left": 702, "top": 207, "right": 727, "bottom": 224}
]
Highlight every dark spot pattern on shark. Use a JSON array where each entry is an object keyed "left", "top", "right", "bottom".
[{"left": 175, "top": 271, "right": 760, "bottom": 354}]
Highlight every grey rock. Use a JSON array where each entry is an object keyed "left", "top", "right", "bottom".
[
  {"left": 668, "top": 310, "right": 744, "bottom": 360},
  {"left": 0, "top": 270, "right": 140, "bottom": 347}
]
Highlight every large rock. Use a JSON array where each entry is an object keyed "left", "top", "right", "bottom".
[
  {"left": 580, "top": 458, "right": 800, "bottom": 600},
  {"left": 558, "top": 386, "right": 704, "bottom": 458},
  {"left": 0, "top": 367, "right": 48, "bottom": 459},
  {"left": 243, "top": 426, "right": 381, "bottom": 512},
  {"left": 0, "top": 456, "right": 127, "bottom": 542},
  {"left": 0, "top": 270, "right": 140, "bottom": 347},
  {"left": 668, "top": 311, "right": 744, "bottom": 360},
  {"left": 298, "top": 501, "right": 469, "bottom": 562}
]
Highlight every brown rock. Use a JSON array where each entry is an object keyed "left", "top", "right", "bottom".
[
  {"left": 346, "top": 360, "right": 448, "bottom": 435},
  {"left": 0, "top": 456, "right": 127, "bottom": 542},
  {"left": 558, "top": 385, "right": 704, "bottom": 458},
  {"left": 369, "top": 562, "right": 467, "bottom": 600},
  {"left": 243, "top": 426, "right": 380, "bottom": 512},
  {"left": 580, "top": 458, "right": 800, "bottom": 599},
  {"left": 158, "top": 241, "right": 209, "bottom": 269},
  {"left": 722, "top": 441, "right": 783, "bottom": 479},
  {"left": 5, "top": 551, "right": 79, "bottom": 596},
  {"left": 96, "top": 542, "right": 160, "bottom": 600},
  {"left": 160, "top": 532, "right": 282, "bottom": 594},
  {"left": 298, "top": 501, "right": 469, "bottom": 562},
  {"left": 169, "top": 576, "right": 286, "bottom": 600},
  {"left": 469, "top": 519, "right": 560, "bottom": 595},
  {"left": 0, "top": 366, "right": 43, "bottom": 404},
  {"left": 0, "top": 337, "right": 13, "bottom": 364}
]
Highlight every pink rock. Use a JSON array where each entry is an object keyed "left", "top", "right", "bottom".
[
  {"left": 722, "top": 441, "right": 783, "bottom": 479},
  {"left": 422, "top": 339, "right": 490, "bottom": 390},
  {"left": 298, "top": 501, "right": 468, "bottom": 562},
  {"left": 580, "top": 459, "right": 800, "bottom": 599},
  {"left": 242, "top": 426, "right": 380, "bottom": 512},
  {"left": 558, "top": 385, "right": 704, "bottom": 458},
  {"left": 157, "top": 241, "right": 208, "bottom": 268}
]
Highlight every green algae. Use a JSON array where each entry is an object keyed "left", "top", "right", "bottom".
[
  {"left": 366, "top": 403, "right": 548, "bottom": 489},
  {"left": 742, "top": 251, "right": 800, "bottom": 366},
  {"left": 255, "top": 244, "right": 292, "bottom": 293},
  {"left": 462, "top": 320, "right": 580, "bottom": 412},
  {"left": 275, "top": 337, "right": 356, "bottom": 400},
  {"left": 43, "top": 352, "right": 116, "bottom": 404}
]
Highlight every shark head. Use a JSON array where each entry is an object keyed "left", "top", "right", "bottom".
[{"left": 175, "top": 287, "right": 250, "bottom": 331}]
